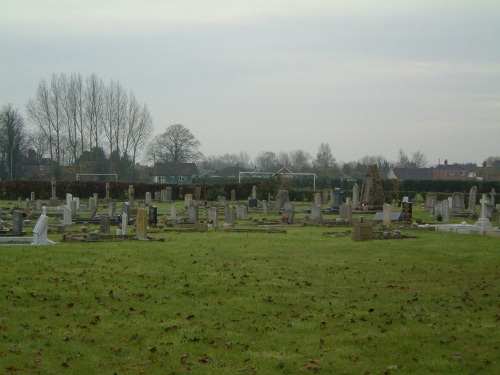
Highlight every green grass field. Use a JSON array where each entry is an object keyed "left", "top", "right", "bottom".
[{"left": 1, "top": 203, "right": 499, "bottom": 374}]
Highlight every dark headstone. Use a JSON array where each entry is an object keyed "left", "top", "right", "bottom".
[
  {"left": 248, "top": 199, "right": 258, "bottom": 208},
  {"left": 149, "top": 205, "right": 158, "bottom": 226},
  {"left": 402, "top": 202, "right": 412, "bottom": 221},
  {"left": 12, "top": 211, "right": 23, "bottom": 235}
]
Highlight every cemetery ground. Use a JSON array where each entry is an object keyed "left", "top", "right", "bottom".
[{"left": 0, "top": 201, "right": 499, "bottom": 374}]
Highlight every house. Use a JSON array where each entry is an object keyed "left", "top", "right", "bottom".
[
  {"left": 153, "top": 162, "right": 199, "bottom": 184},
  {"left": 21, "top": 149, "right": 59, "bottom": 180},
  {"left": 432, "top": 160, "right": 476, "bottom": 180},
  {"left": 386, "top": 167, "right": 433, "bottom": 180}
]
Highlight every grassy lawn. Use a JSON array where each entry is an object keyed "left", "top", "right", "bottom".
[{"left": 0, "top": 202, "right": 499, "bottom": 374}]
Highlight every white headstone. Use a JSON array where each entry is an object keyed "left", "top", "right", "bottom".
[{"left": 32, "top": 214, "right": 49, "bottom": 245}]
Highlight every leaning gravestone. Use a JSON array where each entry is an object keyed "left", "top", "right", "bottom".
[{"left": 32, "top": 213, "right": 49, "bottom": 245}]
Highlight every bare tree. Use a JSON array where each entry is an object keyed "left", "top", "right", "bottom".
[
  {"left": 26, "top": 79, "right": 54, "bottom": 160},
  {"left": 129, "top": 103, "right": 153, "bottom": 165},
  {"left": 314, "top": 143, "right": 336, "bottom": 168},
  {"left": 290, "top": 149, "right": 312, "bottom": 170},
  {"left": 255, "top": 151, "right": 279, "bottom": 171},
  {"left": 84, "top": 74, "right": 104, "bottom": 151},
  {"left": 149, "top": 124, "right": 202, "bottom": 163},
  {"left": 410, "top": 150, "right": 428, "bottom": 168},
  {"left": 277, "top": 151, "right": 291, "bottom": 168},
  {"left": 0, "top": 104, "right": 28, "bottom": 179},
  {"left": 396, "top": 149, "right": 409, "bottom": 168}
]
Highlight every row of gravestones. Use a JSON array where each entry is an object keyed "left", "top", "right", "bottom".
[{"left": 425, "top": 188, "right": 497, "bottom": 218}]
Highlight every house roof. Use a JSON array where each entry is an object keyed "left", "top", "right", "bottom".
[
  {"left": 215, "top": 166, "right": 250, "bottom": 177},
  {"left": 389, "top": 167, "right": 433, "bottom": 180},
  {"left": 153, "top": 162, "right": 199, "bottom": 176}
]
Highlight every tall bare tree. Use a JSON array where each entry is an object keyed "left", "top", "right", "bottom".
[
  {"left": 314, "top": 143, "right": 336, "bottom": 168},
  {"left": 0, "top": 104, "right": 28, "bottom": 179},
  {"left": 84, "top": 74, "right": 104, "bottom": 152}
]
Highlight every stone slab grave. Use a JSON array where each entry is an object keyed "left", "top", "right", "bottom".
[{"left": 374, "top": 211, "right": 404, "bottom": 222}]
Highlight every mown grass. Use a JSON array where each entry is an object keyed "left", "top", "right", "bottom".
[{"left": 1, "top": 223, "right": 499, "bottom": 374}]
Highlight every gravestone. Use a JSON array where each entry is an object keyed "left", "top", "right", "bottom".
[
  {"left": 284, "top": 202, "right": 295, "bottom": 224},
  {"left": 468, "top": 186, "right": 477, "bottom": 213},
  {"left": 252, "top": 186, "right": 257, "bottom": 200},
  {"left": 12, "top": 211, "right": 23, "bottom": 235},
  {"left": 451, "top": 192, "right": 465, "bottom": 214},
  {"left": 188, "top": 203, "right": 199, "bottom": 224},
  {"left": 402, "top": 202, "right": 412, "bottom": 222},
  {"left": 122, "top": 202, "right": 131, "bottom": 221},
  {"left": 128, "top": 185, "right": 135, "bottom": 207},
  {"left": 311, "top": 204, "right": 323, "bottom": 223},
  {"left": 322, "top": 189, "right": 330, "bottom": 205},
  {"left": 160, "top": 189, "right": 166, "bottom": 202},
  {"left": 331, "top": 188, "right": 344, "bottom": 213},
  {"left": 224, "top": 206, "right": 234, "bottom": 225},
  {"left": 93, "top": 192, "right": 98, "bottom": 203},
  {"left": 383, "top": 203, "right": 392, "bottom": 228},
  {"left": 121, "top": 212, "right": 128, "bottom": 236},
  {"left": 231, "top": 190, "right": 236, "bottom": 201},
  {"left": 136, "top": 208, "right": 148, "bottom": 239},
  {"left": 145, "top": 192, "right": 152, "bottom": 205},
  {"left": 236, "top": 204, "right": 248, "bottom": 220},
  {"left": 70, "top": 200, "right": 78, "bottom": 218},
  {"left": 62, "top": 205, "right": 73, "bottom": 225},
  {"left": 475, "top": 194, "right": 492, "bottom": 228},
  {"left": 184, "top": 194, "right": 193, "bottom": 208},
  {"left": 248, "top": 199, "right": 258, "bottom": 208},
  {"left": 108, "top": 201, "right": 116, "bottom": 217},
  {"left": 262, "top": 200, "right": 268, "bottom": 216},
  {"left": 105, "top": 182, "right": 111, "bottom": 201},
  {"left": 170, "top": 204, "right": 177, "bottom": 224},
  {"left": 352, "top": 183, "right": 360, "bottom": 207},
  {"left": 166, "top": 187, "right": 172, "bottom": 201},
  {"left": 49, "top": 177, "right": 59, "bottom": 206},
  {"left": 425, "top": 193, "right": 437, "bottom": 214},
  {"left": 208, "top": 207, "right": 218, "bottom": 228},
  {"left": 353, "top": 221, "right": 373, "bottom": 242},
  {"left": 339, "top": 204, "right": 352, "bottom": 220},
  {"left": 155, "top": 191, "right": 161, "bottom": 202},
  {"left": 195, "top": 186, "right": 202, "bottom": 201},
  {"left": 66, "top": 193, "right": 73, "bottom": 206},
  {"left": 274, "top": 190, "right": 290, "bottom": 212},
  {"left": 100, "top": 215, "right": 110, "bottom": 233},
  {"left": 89, "top": 197, "right": 97, "bottom": 215},
  {"left": 30, "top": 192, "right": 35, "bottom": 202},
  {"left": 314, "top": 193, "right": 322, "bottom": 206},
  {"left": 360, "top": 165, "right": 385, "bottom": 208},
  {"left": 32, "top": 214, "right": 49, "bottom": 245},
  {"left": 442, "top": 200, "right": 450, "bottom": 222},
  {"left": 218, "top": 196, "right": 226, "bottom": 207},
  {"left": 149, "top": 205, "right": 158, "bottom": 226}
]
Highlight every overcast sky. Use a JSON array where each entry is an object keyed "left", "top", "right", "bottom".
[{"left": 1, "top": 0, "right": 499, "bottom": 166}]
